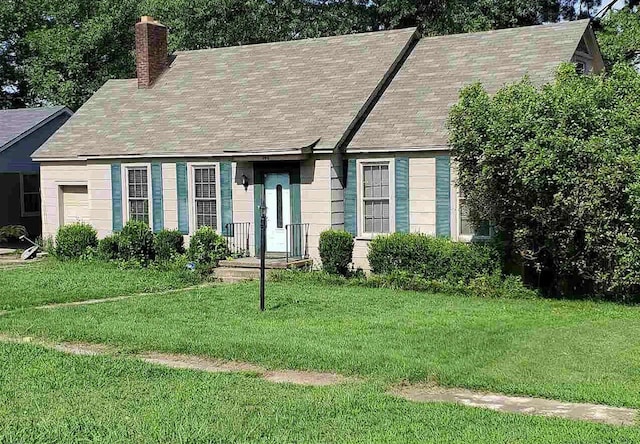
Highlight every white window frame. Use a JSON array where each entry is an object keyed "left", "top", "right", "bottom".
[
  {"left": 356, "top": 158, "right": 395, "bottom": 238},
  {"left": 122, "top": 163, "right": 153, "bottom": 228},
  {"left": 188, "top": 162, "right": 222, "bottom": 234},
  {"left": 20, "top": 172, "right": 41, "bottom": 217},
  {"left": 457, "top": 193, "right": 493, "bottom": 242}
]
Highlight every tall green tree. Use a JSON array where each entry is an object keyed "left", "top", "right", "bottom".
[
  {"left": 449, "top": 63, "right": 640, "bottom": 299},
  {"left": 1, "top": 0, "right": 604, "bottom": 110},
  {"left": 596, "top": 3, "right": 640, "bottom": 69}
]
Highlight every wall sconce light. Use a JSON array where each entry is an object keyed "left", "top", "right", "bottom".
[{"left": 242, "top": 174, "right": 249, "bottom": 190}]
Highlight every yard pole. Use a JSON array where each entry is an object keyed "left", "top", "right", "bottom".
[{"left": 260, "top": 200, "right": 267, "bottom": 311}]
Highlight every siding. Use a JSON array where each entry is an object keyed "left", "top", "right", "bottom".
[
  {"left": 233, "top": 162, "right": 256, "bottom": 255},
  {"left": 330, "top": 155, "right": 344, "bottom": 229},
  {"left": 301, "top": 156, "right": 332, "bottom": 263},
  {"left": 350, "top": 151, "right": 443, "bottom": 271},
  {"left": 40, "top": 161, "right": 89, "bottom": 239}
]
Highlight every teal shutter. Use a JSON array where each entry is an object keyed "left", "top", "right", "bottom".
[
  {"left": 395, "top": 157, "right": 409, "bottom": 233},
  {"left": 344, "top": 158, "right": 357, "bottom": 236},
  {"left": 435, "top": 155, "right": 451, "bottom": 237},
  {"left": 176, "top": 162, "right": 189, "bottom": 234},
  {"left": 290, "top": 170, "right": 302, "bottom": 257},
  {"left": 219, "top": 162, "right": 233, "bottom": 234},
  {"left": 151, "top": 162, "right": 164, "bottom": 232},
  {"left": 111, "top": 163, "right": 123, "bottom": 232}
]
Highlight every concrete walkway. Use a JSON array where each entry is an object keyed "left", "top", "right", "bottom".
[
  {"left": 0, "top": 332, "right": 635, "bottom": 425},
  {"left": 0, "top": 334, "right": 350, "bottom": 387},
  {"left": 391, "top": 384, "right": 636, "bottom": 426}
]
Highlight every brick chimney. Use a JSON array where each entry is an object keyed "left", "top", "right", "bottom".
[{"left": 135, "top": 16, "right": 168, "bottom": 88}]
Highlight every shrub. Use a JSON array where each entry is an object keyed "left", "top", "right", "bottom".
[
  {"left": 117, "top": 220, "right": 155, "bottom": 265},
  {"left": 367, "top": 233, "right": 500, "bottom": 283},
  {"left": 154, "top": 229, "right": 185, "bottom": 261},
  {"left": 55, "top": 223, "right": 98, "bottom": 259},
  {"left": 449, "top": 63, "right": 640, "bottom": 298},
  {"left": 319, "top": 230, "right": 354, "bottom": 276},
  {"left": 0, "top": 225, "right": 27, "bottom": 243},
  {"left": 187, "top": 226, "right": 228, "bottom": 267},
  {"left": 98, "top": 234, "right": 120, "bottom": 260}
]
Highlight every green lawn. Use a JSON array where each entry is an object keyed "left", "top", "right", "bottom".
[
  {"left": 2, "top": 277, "right": 640, "bottom": 409},
  {"left": 1, "top": 342, "right": 638, "bottom": 443},
  {"left": 0, "top": 259, "right": 200, "bottom": 310}
]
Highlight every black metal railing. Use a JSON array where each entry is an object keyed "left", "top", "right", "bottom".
[
  {"left": 223, "top": 222, "right": 251, "bottom": 258},
  {"left": 285, "top": 223, "right": 309, "bottom": 263}
]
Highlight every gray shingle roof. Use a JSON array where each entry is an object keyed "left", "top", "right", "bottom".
[
  {"left": 0, "top": 106, "right": 68, "bottom": 152},
  {"left": 348, "top": 20, "right": 591, "bottom": 151},
  {"left": 34, "top": 28, "right": 416, "bottom": 159}
]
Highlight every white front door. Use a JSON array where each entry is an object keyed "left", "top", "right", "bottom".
[{"left": 264, "top": 173, "right": 291, "bottom": 253}]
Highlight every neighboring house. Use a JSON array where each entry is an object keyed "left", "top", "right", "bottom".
[
  {"left": 0, "top": 107, "right": 73, "bottom": 238},
  {"left": 32, "top": 17, "right": 604, "bottom": 269}
]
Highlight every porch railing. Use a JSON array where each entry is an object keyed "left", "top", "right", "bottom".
[
  {"left": 223, "top": 222, "right": 251, "bottom": 258},
  {"left": 285, "top": 223, "right": 309, "bottom": 263}
]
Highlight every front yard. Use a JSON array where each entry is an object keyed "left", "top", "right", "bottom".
[
  {"left": 0, "top": 259, "right": 200, "bottom": 310},
  {"left": 2, "top": 264, "right": 640, "bottom": 441}
]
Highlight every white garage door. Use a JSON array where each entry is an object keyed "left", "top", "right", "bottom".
[{"left": 61, "top": 185, "right": 89, "bottom": 225}]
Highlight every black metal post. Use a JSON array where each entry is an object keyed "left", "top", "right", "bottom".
[{"left": 260, "top": 204, "right": 267, "bottom": 312}]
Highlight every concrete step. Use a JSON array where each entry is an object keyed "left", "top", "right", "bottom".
[{"left": 214, "top": 267, "right": 261, "bottom": 283}]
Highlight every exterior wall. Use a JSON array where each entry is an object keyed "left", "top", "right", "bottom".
[
  {"left": 40, "top": 161, "right": 89, "bottom": 239},
  {"left": 0, "top": 173, "right": 40, "bottom": 236},
  {"left": 300, "top": 156, "right": 333, "bottom": 263},
  {"left": 233, "top": 162, "right": 256, "bottom": 255},
  {"left": 330, "top": 155, "right": 345, "bottom": 230},
  {"left": 348, "top": 151, "right": 453, "bottom": 270},
  {"left": 162, "top": 162, "right": 178, "bottom": 230},
  {"left": 0, "top": 113, "right": 71, "bottom": 174}
]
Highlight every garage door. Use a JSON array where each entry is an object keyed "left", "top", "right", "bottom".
[{"left": 61, "top": 185, "right": 89, "bottom": 225}]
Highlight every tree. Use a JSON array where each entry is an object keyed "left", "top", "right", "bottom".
[
  {"left": 449, "top": 63, "right": 640, "bottom": 300},
  {"left": 1, "top": 0, "right": 608, "bottom": 110},
  {"left": 595, "top": 4, "right": 640, "bottom": 69}
]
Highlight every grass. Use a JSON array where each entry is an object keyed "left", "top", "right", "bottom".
[
  {"left": 2, "top": 277, "right": 640, "bottom": 408},
  {"left": 0, "top": 259, "right": 201, "bottom": 310},
  {"left": 1, "top": 342, "right": 639, "bottom": 443}
]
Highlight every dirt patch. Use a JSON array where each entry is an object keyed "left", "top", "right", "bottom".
[
  {"left": 138, "top": 352, "right": 264, "bottom": 373},
  {"left": 52, "top": 342, "right": 115, "bottom": 356},
  {"left": 391, "top": 384, "right": 636, "bottom": 427},
  {"left": 264, "top": 370, "right": 349, "bottom": 386}
]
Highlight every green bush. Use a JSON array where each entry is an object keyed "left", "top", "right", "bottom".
[
  {"left": 319, "top": 230, "right": 354, "bottom": 276},
  {"left": 187, "top": 226, "right": 228, "bottom": 267},
  {"left": 154, "top": 229, "right": 185, "bottom": 261},
  {"left": 0, "top": 225, "right": 27, "bottom": 243},
  {"left": 117, "top": 220, "right": 155, "bottom": 265},
  {"left": 55, "top": 223, "right": 98, "bottom": 259},
  {"left": 367, "top": 233, "right": 500, "bottom": 283},
  {"left": 98, "top": 234, "right": 120, "bottom": 260}
]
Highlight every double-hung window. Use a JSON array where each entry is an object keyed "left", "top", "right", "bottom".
[
  {"left": 127, "top": 167, "right": 150, "bottom": 224},
  {"left": 459, "top": 196, "right": 492, "bottom": 240},
  {"left": 193, "top": 166, "right": 217, "bottom": 229},
  {"left": 20, "top": 173, "right": 40, "bottom": 216},
  {"left": 362, "top": 162, "right": 391, "bottom": 234}
]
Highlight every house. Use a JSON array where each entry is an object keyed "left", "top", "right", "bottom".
[
  {"left": 0, "top": 107, "right": 73, "bottom": 238},
  {"left": 32, "top": 17, "right": 604, "bottom": 269}
]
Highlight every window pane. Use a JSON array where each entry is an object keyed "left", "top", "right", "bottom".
[
  {"left": 22, "top": 174, "right": 39, "bottom": 193},
  {"left": 24, "top": 193, "right": 40, "bottom": 213},
  {"left": 276, "top": 184, "right": 283, "bottom": 228}
]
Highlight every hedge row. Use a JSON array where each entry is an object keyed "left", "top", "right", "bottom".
[{"left": 55, "top": 221, "right": 228, "bottom": 267}]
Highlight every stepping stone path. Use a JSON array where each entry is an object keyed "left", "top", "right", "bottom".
[
  {"left": 391, "top": 384, "right": 636, "bottom": 427},
  {"left": 0, "top": 334, "right": 349, "bottom": 387},
  {"left": 0, "top": 334, "right": 635, "bottom": 425}
]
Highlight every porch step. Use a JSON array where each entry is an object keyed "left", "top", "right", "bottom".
[
  {"left": 214, "top": 267, "right": 261, "bottom": 283},
  {"left": 219, "top": 257, "right": 313, "bottom": 270}
]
